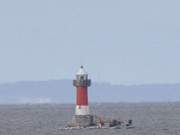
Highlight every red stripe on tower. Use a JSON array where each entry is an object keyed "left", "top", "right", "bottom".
[{"left": 77, "top": 86, "right": 88, "bottom": 105}]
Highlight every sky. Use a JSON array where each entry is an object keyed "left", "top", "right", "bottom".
[{"left": 0, "top": 0, "right": 180, "bottom": 85}]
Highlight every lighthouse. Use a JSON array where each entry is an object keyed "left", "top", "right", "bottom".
[
  {"left": 72, "top": 66, "right": 94, "bottom": 127},
  {"left": 73, "top": 66, "right": 91, "bottom": 115},
  {"left": 65, "top": 66, "right": 133, "bottom": 128}
]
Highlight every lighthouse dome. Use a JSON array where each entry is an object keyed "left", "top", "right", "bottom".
[{"left": 76, "top": 66, "right": 87, "bottom": 75}]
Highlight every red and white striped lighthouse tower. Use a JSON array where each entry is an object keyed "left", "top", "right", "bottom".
[{"left": 73, "top": 66, "right": 91, "bottom": 116}]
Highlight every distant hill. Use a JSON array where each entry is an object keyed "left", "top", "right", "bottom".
[{"left": 0, "top": 80, "right": 179, "bottom": 104}]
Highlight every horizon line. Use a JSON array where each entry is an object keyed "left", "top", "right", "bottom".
[{"left": 0, "top": 79, "right": 180, "bottom": 86}]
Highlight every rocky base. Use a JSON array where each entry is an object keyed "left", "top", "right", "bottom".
[{"left": 68, "top": 115, "right": 94, "bottom": 127}]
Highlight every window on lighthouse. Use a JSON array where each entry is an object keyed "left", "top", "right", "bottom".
[{"left": 80, "top": 76, "right": 84, "bottom": 80}]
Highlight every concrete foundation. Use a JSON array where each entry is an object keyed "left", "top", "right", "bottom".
[{"left": 69, "top": 115, "right": 94, "bottom": 127}]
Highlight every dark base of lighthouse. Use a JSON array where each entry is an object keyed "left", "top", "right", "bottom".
[{"left": 68, "top": 115, "right": 94, "bottom": 127}]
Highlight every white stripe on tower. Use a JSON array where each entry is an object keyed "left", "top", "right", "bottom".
[{"left": 75, "top": 106, "right": 90, "bottom": 115}]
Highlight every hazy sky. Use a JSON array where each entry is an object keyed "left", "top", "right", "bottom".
[{"left": 0, "top": 0, "right": 180, "bottom": 85}]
